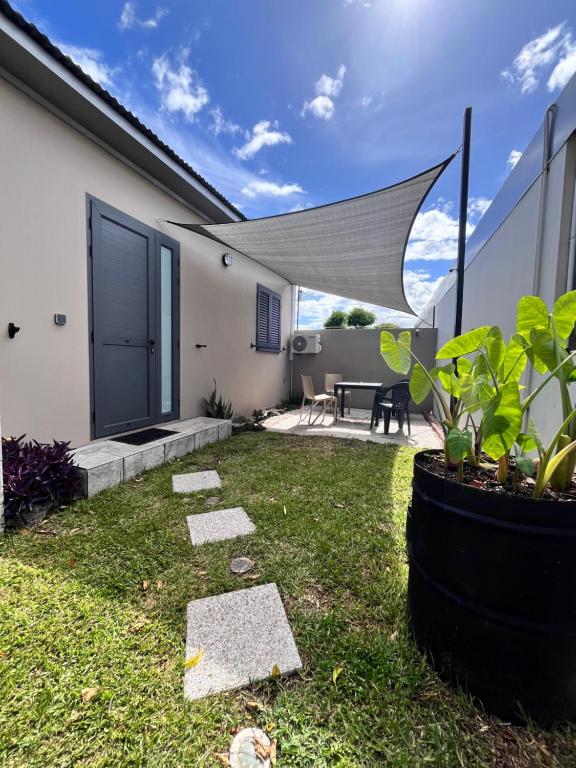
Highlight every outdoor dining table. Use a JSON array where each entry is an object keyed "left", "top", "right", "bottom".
[{"left": 333, "top": 381, "right": 383, "bottom": 420}]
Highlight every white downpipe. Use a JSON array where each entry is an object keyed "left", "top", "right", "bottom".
[
  {"left": 566, "top": 174, "right": 576, "bottom": 292},
  {"left": 525, "top": 105, "right": 557, "bottom": 416},
  {"left": 289, "top": 285, "right": 296, "bottom": 401},
  {"left": 532, "top": 105, "right": 557, "bottom": 296}
]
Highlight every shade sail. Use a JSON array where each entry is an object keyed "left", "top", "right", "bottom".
[{"left": 167, "top": 156, "right": 453, "bottom": 315}]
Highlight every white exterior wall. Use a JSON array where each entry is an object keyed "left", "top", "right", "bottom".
[{"left": 0, "top": 77, "right": 292, "bottom": 446}]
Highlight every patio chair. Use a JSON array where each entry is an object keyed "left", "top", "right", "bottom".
[
  {"left": 370, "top": 380, "right": 411, "bottom": 435},
  {"left": 300, "top": 375, "right": 336, "bottom": 424},
  {"left": 324, "top": 373, "right": 351, "bottom": 415}
]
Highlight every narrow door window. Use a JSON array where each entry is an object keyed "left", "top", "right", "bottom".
[{"left": 160, "top": 245, "right": 173, "bottom": 414}]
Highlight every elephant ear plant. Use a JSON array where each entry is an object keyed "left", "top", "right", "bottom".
[{"left": 379, "top": 290, "right": 576, "bottom": 498}]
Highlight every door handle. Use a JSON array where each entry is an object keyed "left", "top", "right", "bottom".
[{"left": 148, "top": 338, "right": 156, "bottom": 353}]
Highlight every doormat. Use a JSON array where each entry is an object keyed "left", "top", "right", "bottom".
[{"left": 112, "top": 427, "right": 178, "bottom": 446}]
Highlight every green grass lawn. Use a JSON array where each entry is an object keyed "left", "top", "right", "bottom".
[{"left": 0, "top": 432, "right": 574, "bottom": 767}]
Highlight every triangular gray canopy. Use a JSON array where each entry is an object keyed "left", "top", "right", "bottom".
[{"left": 167, "top": 156, "right": 453, "bottom": 315}]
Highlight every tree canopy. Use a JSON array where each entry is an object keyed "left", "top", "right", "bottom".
[
  {"left": 347, "top": 307, "right": 376, "bottom": 327},
  {"left": 324, "top": 310, "right": 348, "bottom": 328}
]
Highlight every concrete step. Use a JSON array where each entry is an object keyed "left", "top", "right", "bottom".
[{"left": 72, "top": 418, "right": 232, "bottom": 498}]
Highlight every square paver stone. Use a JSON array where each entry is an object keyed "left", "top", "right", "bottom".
[
  {"left": 172, "top": 470, "right": 221, "bottom": 493},
  {"left": 186, "top": 507, "right": 255, "bottom": 545},
  {"left": 184, "top": 583, "right": 302, "bottom": 700}
]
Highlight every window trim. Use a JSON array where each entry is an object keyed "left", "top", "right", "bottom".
[{"left": 256, "top": 283, "right": 282, "bottom": 353}]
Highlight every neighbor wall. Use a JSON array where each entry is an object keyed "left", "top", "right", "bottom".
[
  {"left": 292, "top": 327, "right": 437, "bottom": 412},
  {"left": 425, "top": 135, "right": 576, "bottom": 442},
  {"left": 0, "top": 77, "right": 291, "bottom": 446}
]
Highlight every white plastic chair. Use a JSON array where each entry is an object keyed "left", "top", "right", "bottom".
[
  {"left": 325, "top": 373, "right": 351, "bottom": 415},
  {"left": 300, "top": 375, "right": 336, "bottom": 423}
]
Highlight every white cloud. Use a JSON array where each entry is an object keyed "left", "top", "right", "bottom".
[
  {"left": 296, "top": 272, "right": 440, "bottom": 329},
  {"left": 501, "top": 23, "right": 576, "bottom": 94},
  {"left": 507, "top": 149, "right": 522, "bottom": 172},
  {"left": 209, "top": 106, "right": 241, "bottom": 137},
  {"left": 467, "top": 197, "right": 491, "bottom": 219},
  {"left": 548, "top": 38, "right": 576, "bottom": 91},
  {"left": 234, "top": 120, "right": 292, "bottom": 160},
  {"left": 152, "top": 52, "right": 209, "bottom": 121},
  {"left": 287, "top": 202, "right": 313, "bottom": 213},
  {"left": 404, "top": 270, "right": 445, "bottom": 315},
  {"left": 405, "top": 197, "right": 490, "bottom": 263},
  {"left": 241, "top": 180, "right": 305, "bottom": 198},
  {"left": 344, "top": 0, "right": 372, "bottom": 6},
  {"left": 302, "top": 65, "right": 346, "bottom": 120},
  {"left": 302, "top": 95, "right": 335, "bottom": 120},
  {"left": 315, "top": 66, "right": 346, "bottom": 98},
  {"left": 119, "top": 2, "right": 168, "bottom": 30},
  {"left": 58, "top": 43, "right": 116, "bottom": 87},
  {"left": 360, "top": 96, "right": 373, "bottom": 107}
]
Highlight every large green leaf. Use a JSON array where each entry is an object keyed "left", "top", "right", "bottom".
[
  {"left": 409, "top": 362, "right": 432, "bottom": 404},
  {"left": 436, "top": 326, "right": 491, "bottom": 360},
  {"left": 516, "top": 295, "right": 549, "bottom": 338},
  {"left": 436, "top": 363, "right": 460, "bottom": 398},
  {"left": 459, "top": 374, "right": 495, "bottom": 411},
  {"left": 457, "top": 357, "right": 472, "bottom": 376},
  {"left": 552, "top": 290, "right": 576, "bottom": 339},
  {"left": 516, "top": 432, "right": 537, "bottom": 453},
  {"left": 500, "top": 336, "right": 527, "bottom": 383},
  {"left": 380, "top": 331, "right": 411, "bottom": 374},
  {"left": 529, "top": 327, "right": 575, "bottom": 379},
  {"left": 485, "top": 327, "right": 505, "bottom": 374},
  {"left": 482, "top": 381, "right": 523, "bottom": 460},
  {"left": 446, "top": 428, "right": 473, "bottom": 461},
  {"left": 529, "top": 328, "right": 558, "bottom": 372}
]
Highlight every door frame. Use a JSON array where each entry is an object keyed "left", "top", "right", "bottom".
[{"left": 86, "top": 195, "right": 180, "bottom": 439}]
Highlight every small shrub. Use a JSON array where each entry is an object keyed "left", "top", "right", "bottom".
[
  {"left": 201, "top": 379, "right": 233, "bottom": 420},
  {"left": 2, "top": 435, "right": 81, "bottom": 526}
]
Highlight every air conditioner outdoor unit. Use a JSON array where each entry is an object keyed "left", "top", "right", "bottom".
[{"left": 291, "top": 333, "right": 322, "bottom": 354}]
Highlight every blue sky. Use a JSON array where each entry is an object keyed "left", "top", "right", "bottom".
[{"left": 14, "top": 0, "right": 576, "bottom": 326}]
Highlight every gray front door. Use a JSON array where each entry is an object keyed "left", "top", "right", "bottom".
[{"left": 89, "top": 197, "right": 180, "bottom": 438}]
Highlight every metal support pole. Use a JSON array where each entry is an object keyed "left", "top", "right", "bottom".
[
  {"left": 454, "top": 107, "right": 472, "bottom": 338},
  {"left": 296, "top": 286, "right": 302, "bottom": 331}
]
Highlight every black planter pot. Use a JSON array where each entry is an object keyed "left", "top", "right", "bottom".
[{"left": 409, "top": 449, "right": 576, "bottom": 726}]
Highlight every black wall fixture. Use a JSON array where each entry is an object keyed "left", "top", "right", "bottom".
[{"left": 8, "top": 322, "right": 20, "bottom": 339}]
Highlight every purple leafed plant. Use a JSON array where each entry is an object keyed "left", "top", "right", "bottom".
[{"left": 2, "top": 435, "right": 81, "bottom": 525}]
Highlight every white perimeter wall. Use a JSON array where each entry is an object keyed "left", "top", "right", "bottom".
[
  {"left": 428, "top": 138, "right": 576, "bottom": 442},
  {"left": 0, "top": 77, "right": 292, "bottom": 446}
]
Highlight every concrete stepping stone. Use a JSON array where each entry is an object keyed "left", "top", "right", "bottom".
[
  {"left": 172, "top": 470, "right": 221, "bottom": 493},
  {"left": 184, "top": 583, "right": 302, "bottom": 700},
  {"left": 186, "top": 507, "right": 255, "bottom": 546}
]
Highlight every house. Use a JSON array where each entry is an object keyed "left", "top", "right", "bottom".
[
  {"left": 0, "top": 1, "right": 292, "bottom": 448},
  {"left": 420, "top": 70, "right": 576, "bottom": 441}
]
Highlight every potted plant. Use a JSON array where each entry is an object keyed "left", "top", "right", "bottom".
[{"left": 379, "top": 291, "right": 576, "bottom": 726}]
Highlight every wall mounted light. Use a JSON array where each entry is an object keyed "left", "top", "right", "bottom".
[{"left": 222, "top": 253, "right": 234, "bottom": 267}]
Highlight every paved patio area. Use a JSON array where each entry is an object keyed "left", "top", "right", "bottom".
[{"left": 263, "top": 408, "right": 442, "bottom": 449}]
